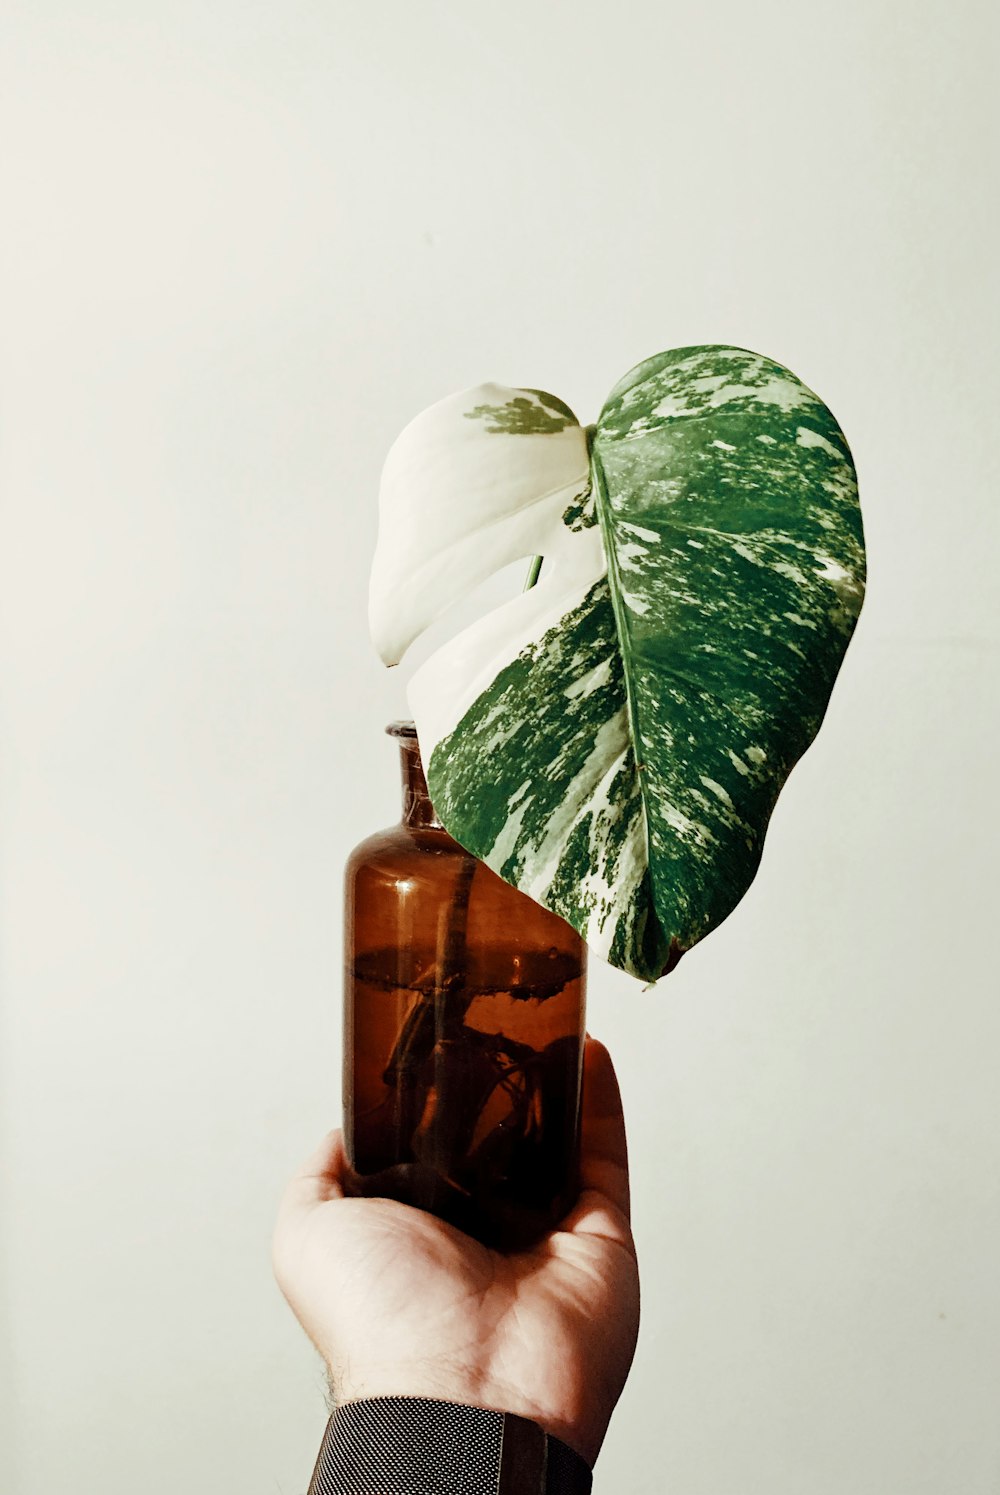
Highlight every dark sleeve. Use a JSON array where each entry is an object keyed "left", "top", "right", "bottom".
[{"left": 306, "top": 1394, "right": 594, "bottom": 1494}]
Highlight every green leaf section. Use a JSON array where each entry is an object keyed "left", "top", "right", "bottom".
[
  {"left": 426, "top": 346, "right": 865, "bottom": 982},
  {"left": 464, "top": 389, "right": 578, "bottom": 434}
]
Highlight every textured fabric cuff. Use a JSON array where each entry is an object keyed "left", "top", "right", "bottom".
[{"left": 307, "top": 1394, "right": 593, "bottom": 1495}]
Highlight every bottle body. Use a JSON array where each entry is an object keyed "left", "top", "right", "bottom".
[{"left": 343, "top": 723, "right": 587, "bottom": 1252}]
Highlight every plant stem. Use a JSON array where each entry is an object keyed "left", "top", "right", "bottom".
[
  {"left": 382, "top": 855, "right": 478, "bottom": 1086},
  {"left": 523, "top": 555, "right": 543, "bottom": 591},
  {"left": 439, "top": 855, "right": 478, "bottom": 1000}
]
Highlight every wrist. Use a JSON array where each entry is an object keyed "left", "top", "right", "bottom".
[{"left": 326, "top": 1363, "right": 599, "bottom": 1466}]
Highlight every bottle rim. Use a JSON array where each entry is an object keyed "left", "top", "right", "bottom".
[{"left": 385, "top": 719, "right": 417, "bottom": 740}]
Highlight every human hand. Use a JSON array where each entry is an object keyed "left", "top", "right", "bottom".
[{"left": 272, "top": 1037, "right": 639, "bottom": 1466}]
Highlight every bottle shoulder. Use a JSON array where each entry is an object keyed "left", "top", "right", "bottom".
[
  {"left": 344, "top": 824, "right": 586, "bottom": 963},
  {"left": 346, "top": 822, "right": 469, "bottom": 876}
]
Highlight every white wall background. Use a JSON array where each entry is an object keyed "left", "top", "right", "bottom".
[{"left": 1, "top": 2, "right": 998, "bottom": 1491}]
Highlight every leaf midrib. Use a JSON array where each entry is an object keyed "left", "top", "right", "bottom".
[{"left": 589, "top": 432, "right": 657, "bottom": 938}]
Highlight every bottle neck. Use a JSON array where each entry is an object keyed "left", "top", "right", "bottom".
[{"left": 398, "top": 738, "right": 444, "bottom": 830}]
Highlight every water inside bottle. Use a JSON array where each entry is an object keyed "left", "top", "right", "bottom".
[{"left": 345, "top": 944, "right": 584, "bottom": 1251}]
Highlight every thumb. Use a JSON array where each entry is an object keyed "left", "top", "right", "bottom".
[
  {"left": 577, "top": 1036, "right": 631, "bottom": 1222},
  {"left": 275, "top": 1127, "right": 348, "bottom": 1235}
]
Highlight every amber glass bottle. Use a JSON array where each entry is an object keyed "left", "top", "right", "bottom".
[{"left": 343, "top": 721, "right": 587, "bottom": 1252}]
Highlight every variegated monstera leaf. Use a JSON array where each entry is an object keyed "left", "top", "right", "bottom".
[{"left": 370, "top": 345, "right": 865, "bottom": 983}]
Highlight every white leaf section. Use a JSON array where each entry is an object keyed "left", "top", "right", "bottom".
[{"left": 369, "top": 383, "right": 590, "bottom": 666}]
